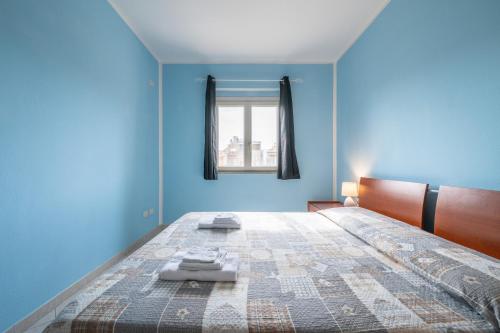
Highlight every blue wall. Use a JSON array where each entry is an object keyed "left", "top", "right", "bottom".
[
  {"left": 337, "top": 0, "right": 500, "bottom": 197},
  {"left": 0, "top": 1, "right": 159, "bottom": 330},
  {"left": 164, "top": 64, "right": 333, "bottom": 222}
]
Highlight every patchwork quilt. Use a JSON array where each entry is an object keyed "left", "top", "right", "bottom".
[{"left": 44, "top": 210, "right": 499, "bottom": 333}]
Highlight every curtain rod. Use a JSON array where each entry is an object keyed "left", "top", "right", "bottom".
[
  {"left": 216, "top": 88, "right": 279, "bottom": 92},
  {"left": 195, "top": 78, "right": 303, "bottom": 83}
]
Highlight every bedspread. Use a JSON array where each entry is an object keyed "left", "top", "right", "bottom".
[{"left": 44, "top": 211, "right": 497, "bottom": 332}]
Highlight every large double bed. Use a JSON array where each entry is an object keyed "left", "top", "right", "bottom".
[{"left": 44, "top": 178, "right": 500, "bottom": 332}]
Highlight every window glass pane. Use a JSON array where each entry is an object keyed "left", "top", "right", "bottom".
[
  {"left": 251, "top": 106, "right": 278, "bottom": 167},
  {"left": 218, "top": 106, "right": 244, "bottom": 167}
]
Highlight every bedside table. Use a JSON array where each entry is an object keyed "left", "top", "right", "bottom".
[{"left": 307, "top": 200, "right": 343, "bottom": 212}]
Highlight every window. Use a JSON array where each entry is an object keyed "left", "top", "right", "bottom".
[{"left": 217, "top": 97, "right": 278, "bottom": 172}]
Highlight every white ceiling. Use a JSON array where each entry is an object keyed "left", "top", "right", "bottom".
[{"left": 108, "top": 0, "right": 389, "bottom": 63}]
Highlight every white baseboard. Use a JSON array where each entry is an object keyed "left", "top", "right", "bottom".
[{"left": 6, "top": 224, "right": 167, "bottom": 333}]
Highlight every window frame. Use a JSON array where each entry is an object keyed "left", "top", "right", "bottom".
[{"left": 217, "top": 96, "right": 279, "bottom": 173}]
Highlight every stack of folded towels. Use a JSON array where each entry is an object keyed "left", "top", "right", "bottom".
[
  {"left": 198, "top": 213, "right": 241, "bottom": 229},
  {"left": 159, "top": 247, "right": 239, "bottom": 282}
]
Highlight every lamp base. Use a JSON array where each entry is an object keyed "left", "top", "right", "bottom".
[{"left": 343, "top": 196, "right": 358, "bottom": 207}]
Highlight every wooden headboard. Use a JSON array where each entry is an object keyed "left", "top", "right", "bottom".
[
  {"left": 435, "top": 185, "right": 500, "bottom": 259},
  {"left": 358, "top": 177, "right": 429, "bottom": 228}
]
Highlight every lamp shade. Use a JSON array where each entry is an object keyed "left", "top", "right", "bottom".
[{"left": 341, "top": 182, "right": 358, "bottom": 197}]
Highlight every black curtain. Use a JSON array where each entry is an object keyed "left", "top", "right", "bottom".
[
  {"left": 277, "top": 76, "right": 300, "bottom": 180},
  {"left": 204, "top": 75, "right": 217, "bottom": 180}
]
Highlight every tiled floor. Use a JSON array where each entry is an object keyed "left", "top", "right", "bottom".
[
  {"left": 22, "top": 286, "right": 82, "bottom": 332},
  {"left": 23, "top": 310, "right": 54, "bottom": 333},
  {"left": 21, "top": 279, "right": 92, "bottom": 332}
]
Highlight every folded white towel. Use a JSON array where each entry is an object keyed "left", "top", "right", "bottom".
[
  {"left": 198, "top": 222, "right": 241, "bottom": 229},
  {"left": 179, "top": 250, "right": 227, "bottom": 270},
  {"left": 214, "top": 213, "right": 241, "bottom": 224},
  {"left": 215, "top": 212, "right": 236, "bottom": 219},
  {"left": 182, "top": 246, "right": 222, "bottom": 263},
  {"left": 213, "top": 219, "right": 241, "bottom": 225},
  {"left": 179, "top": 261, "right": 223, "bottom": 271},
  {"left": 159, "top": 254, "right": 240, "bottom": 282},
  {"left": 198, "top": 216, "right": 241, "bottom": 229}
]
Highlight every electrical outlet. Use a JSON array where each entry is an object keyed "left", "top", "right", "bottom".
[
  {"left": 143, "top": 210, "right": 149, "bottom": 218},
  {"left": 149, "top": 208, "right": 154, "bottom": 216}
]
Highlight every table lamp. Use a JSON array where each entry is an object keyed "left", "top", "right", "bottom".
[{"left": 341, "top": 182, "right": 358, "bottom": 207}]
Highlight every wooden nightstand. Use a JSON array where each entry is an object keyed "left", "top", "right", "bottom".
[{"left": 307, "top": 200, "right": 343, "bottom": 212}]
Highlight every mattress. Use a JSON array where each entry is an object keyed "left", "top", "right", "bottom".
[{"left": 44, "top": 209, "right": 499, "bottom": 332}]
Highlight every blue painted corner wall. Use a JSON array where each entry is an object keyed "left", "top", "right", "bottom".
[
  {"left": 337, "top": 0, "right": 500, "bottom": 197},
  {"left": 0, "top": 0, "right": 159, "bottom": 330},
  {"left": 163, "top": 64, "right": 333, "bottom": 223}
]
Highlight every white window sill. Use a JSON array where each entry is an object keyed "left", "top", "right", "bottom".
[{"left": 218, "top": 168, "right": 277, "bottom": 174}]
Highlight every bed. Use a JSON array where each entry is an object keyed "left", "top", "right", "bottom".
[{"left": 44, "top": 178, "right": 500, "bottom": 333}]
